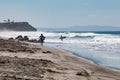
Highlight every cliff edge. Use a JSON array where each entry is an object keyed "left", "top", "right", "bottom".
[{"left": 0, "top": 22, "right": 37, "bottom": 31}]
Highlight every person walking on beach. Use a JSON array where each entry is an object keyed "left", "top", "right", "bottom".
[{"left": 39, "top": 34, "right": 45, "bottom": 45}]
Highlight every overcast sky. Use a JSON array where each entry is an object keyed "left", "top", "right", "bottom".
[{"left": 0, "top": 0, "right": 120, "bottom": 28}]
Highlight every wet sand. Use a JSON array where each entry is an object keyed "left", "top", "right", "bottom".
[{"left": 0, "top": 38, "right": 120, "bottom": 80}]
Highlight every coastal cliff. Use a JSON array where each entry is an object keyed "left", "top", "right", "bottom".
[{"left": 0, "top": 22, "right": 37, "bottom": 31}]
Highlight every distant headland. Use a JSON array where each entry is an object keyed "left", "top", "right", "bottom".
[{"left": 0, "top": 19, "right": 37, "bottom": 31}]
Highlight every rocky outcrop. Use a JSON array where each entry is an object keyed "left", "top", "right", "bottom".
[
  {"left": 14, "top": 35, "right": 39, "bottom": 43},
  {"left": 0, "top": 22, "right": 37, "bottom": 31}
]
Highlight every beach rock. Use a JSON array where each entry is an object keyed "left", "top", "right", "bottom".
[
  {"left": 15, "top": 35, "right": 30, "bottom": 42},
  {"left": 25, "top": 49, "right": 35, "bottom": 53},
  {"left": 8, "top": 37, "right": 14, "bottom": 40},
  {"left": 76, "top": 69, "right": 90, "bottom": 77},
  {"left": 24, "top": 36, "right": 29, "bottom": 41},
  {"left": 14, "top": 35, "right": 40, "bottom": 43},
  {"left": 8, "top": 49, "right": 17, "bottom": 53},
  {"left": 29, "top": 39, "right": 39, "bottom": 43},
  {"left": 15, "top": 35, "right": 24, "bottom": 41},
  {"left": 42, "top": 51, "right": 51, "bottom": 54}
]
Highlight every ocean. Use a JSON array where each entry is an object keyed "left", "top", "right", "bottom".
[{"left": 0, "top": 31, "right": 120, "bottom": 69}]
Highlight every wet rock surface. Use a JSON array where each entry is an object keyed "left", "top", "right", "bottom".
[{"left": 15, "top": 35, "right": 40, "bottom": 43}]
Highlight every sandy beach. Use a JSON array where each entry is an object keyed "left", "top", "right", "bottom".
[{"left": 0, "top": 38, "right": 120, "bottom": 80}]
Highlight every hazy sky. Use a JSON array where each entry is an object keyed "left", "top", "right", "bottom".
[{"left": 0, "top": 0, "right": 120, "bottom": 28}]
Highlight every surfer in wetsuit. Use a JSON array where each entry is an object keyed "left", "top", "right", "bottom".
[
  {"left": 60, "top": 35, "right": 66, "bottom": 41},
  {"left": 39, "top": 34, "right": 45, "bottom": 45}
]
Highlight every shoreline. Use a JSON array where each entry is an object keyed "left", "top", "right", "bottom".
[
  {"left": 42, "top": 43, "right": 120, "bottom": 71},
  {"left": 65, "top": 49, "right": 120, "bottom": 71},
  {"left": 45, "top": 45, "right": 120, "bottom": 72},
  {"left": 0, "top": 39, "right": 120, "bottom": 80}
]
